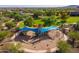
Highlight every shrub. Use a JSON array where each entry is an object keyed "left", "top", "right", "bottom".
[
  {"left": 1, "top": 42, "right": 22, "bottom": 53},
  {"left": 57, "top": 40, "right": 71, "bottom": 53},
  {"left": 0, "top": 31, "right": 8, "bottom": 41},
  {"left": 68, "top": 31, "right": 79, "bottom": 40},
  {"left": 0, "top": 31, "right": 13, "bottom": 41},
  {"left": 6, "top": 21, "right": 16, "bottom": 29}
]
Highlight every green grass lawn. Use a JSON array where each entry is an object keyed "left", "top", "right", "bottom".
[
  {"left": 18, "top": 16, "right": 79, "bottom": 28},
  {"left": 67, "top": 16, "right": 79, "bottom": 24},
  {"left": 33, "top": 20, "right": 44, "bottom": 25}
]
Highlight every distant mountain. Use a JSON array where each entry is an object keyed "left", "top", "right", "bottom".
[{"left": 64, "top": 5, "right": 79, "bottom": 8}]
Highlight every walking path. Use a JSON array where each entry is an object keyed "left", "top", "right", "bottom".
[{"left": 20, "top": 47, "right": 58, "bottom": 53}]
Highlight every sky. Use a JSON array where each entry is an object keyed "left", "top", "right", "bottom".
[
  {"left": 0, "top": 5, "right": 68, "bottom": 8},
  {"left": 0, "top": 0, "right": 78, "bottom": 5},
  {"left": 0, "top": 0, "right": 78, "bottom": 8}
]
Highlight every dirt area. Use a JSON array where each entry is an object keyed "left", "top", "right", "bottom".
[
  {"left": 0, "top": 30, "right": 67, "bottom": 52},
  {"left": 71, "top": 48, "right": 79, "bottom": 53},
  {"left": 13, "top": 30, "right": 66, "bottom": 52},
  {"left": 21, "top": 38, "right": 57, "bottom": 50}
]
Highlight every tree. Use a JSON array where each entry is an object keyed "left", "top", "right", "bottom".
[
  {"left": 24, "top": 17, "right": 34, "bottom": 27},
  {"left": 45, "top": 10, "right": 54, "bottom": 16},
  {"left": 0, "top": 31, "right": 11, "bottom": 41},
  {"left": 14, "top": 13, "right": 23, "bottom": 21},
  {"left": 73, "top": 21, "right": 79, "bottom": 31},
  {"left": 6, "top": 21, "right": 16, "bottom": 29},
  {"left": 18, "top": 21, "right": 25, "bottom": 29},
  {"left": 44, "top": 18, "right": 57, "bottom": 26},
  {"left": 59, "top": 12, "right": 69, "bottom": 24},
  {"left": 57, "top": 40, "right": 71, "bottom": 53},
  {"left": 68, "top": 31, "right": 79, "bottom": 47},
  {"left": 7, "top": 12, "right": 23, "bottom": 21},
  {"left": 33, "top": 10, "right": 45, "bottom": 19}
]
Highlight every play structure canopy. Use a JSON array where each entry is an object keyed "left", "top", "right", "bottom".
[{"left": 19, "top": 26, "right": 59, "bottom": 33}]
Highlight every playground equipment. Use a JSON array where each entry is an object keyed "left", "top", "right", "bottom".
[{"left": 17, "top": 20, "right": 59, "bottom": 35}]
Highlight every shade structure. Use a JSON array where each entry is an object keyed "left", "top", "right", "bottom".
[{"left": 19, "top": 26, "right": 59, "bottom": 33}]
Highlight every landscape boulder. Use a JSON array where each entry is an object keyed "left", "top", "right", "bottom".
[
  {"left": 47, "top": 30, "right": 64, "bottom": 40},
  {"left": 26, "top": 31, "right": 36, "bottom": 38}
]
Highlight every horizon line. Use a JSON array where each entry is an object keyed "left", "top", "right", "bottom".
[{"left": 0, "top": 5, "right": 68, "bottom": 8}]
